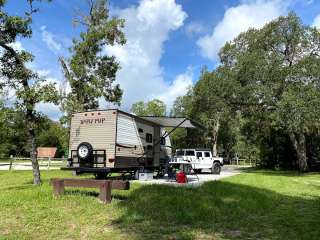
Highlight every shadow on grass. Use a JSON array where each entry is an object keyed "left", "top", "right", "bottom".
[
  {"left": 112, "top": 181, "right": 320, "bottom": 240},
  {"left": 2, "top": 185, "right": 33, "bottom": 191},
  {"left": 241, "top": 169, "right": 320, "bottom": 178},
  {"left": 63, "top": 189, "right": 129, "bottom": 201}
]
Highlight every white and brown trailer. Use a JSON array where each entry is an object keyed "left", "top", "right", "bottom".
[{"left": 63, "top": 109, "right": 203, "bottom": 176}]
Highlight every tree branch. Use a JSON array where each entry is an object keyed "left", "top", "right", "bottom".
[
  {"left": 0, "top": 42, "right": 29, "bottom": 87},
  {"left": 59, "top": 57, "right": 72, "bottom": 83}
]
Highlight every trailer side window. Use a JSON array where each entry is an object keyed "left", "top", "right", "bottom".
[
  {"left": 146, "top": 133, "right": 153, "bottom": 143},
  {"left": 196, "top": 152, "right": 202, "bottom": 158},
  {"left": 204, "top": 152, "right": 210, "bottom": 157},
  {"left": 138, "top": 128, "right": 143, "bottom": 133},
  {"left": 147, "top": 145, "right": 153, "bottom": 151}
]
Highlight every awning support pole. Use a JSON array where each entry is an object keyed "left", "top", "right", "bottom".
[
  {"left": 151, "top": 118, "right": 188, "bottom": 154},
  {"left": 136, "top": 118, "right": 188, "bottom": 164},
  {"left": 161, "top": 118, "right": 187, "bottom": 139}
]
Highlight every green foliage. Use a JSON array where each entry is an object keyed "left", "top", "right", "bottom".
[
  {"left": 0, "top": 104, "right": 68, "bottom": 158},
  {"left": 220, "top": 13, "right": 320, "bottom": 133},
  {"left": 169, "top": 89, "right": 197, "bottom": 151},
  {"left": 60, "top": 0, "right": 126, "bottom": 123},
  {"left": 131, "top": 99, "right": 166, "bottom": 116},
  {"left": 272, "top": 85, "right": 320, "bottom": 134},
  {"left": 193, "top": 69, "right": 230, "bottom": 123},
  {"left": 218, "top": 13, "right": 320, "bottom": 170},
  {"left": 169, "top": 13, "right": 320, "bottom": 169},
  {"left": 130, "top": 101, "right": 145, "bottom": 116},
  {"left": 36, "top": 119, "right": 69, "bottom": 157},
  {"left": 170, "top": 88, "right": 193, "bottom": 117}
]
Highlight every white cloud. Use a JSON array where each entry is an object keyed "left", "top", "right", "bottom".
[
  {"left": 156, "top": 68, "right": 193, "bottom": 110},
  {"left": 312, "top": 14, "right": 320, "bottom": 28},
  {"left": 0, "top": 41, "right": 24, "bottom": 57},
  {"left": 197, "top": 0, "right": 288, "bottom": 60},
  {"left": 106, "top": 0, "right": 189, "bottom": 111},
  {"left": 37, "top": 69, "right": 51, "bottom": 78},
  {"left": 40, "top": 25, "right": 62, "bottom": 54},
  {"left": 36, "top": 102, "right": 61, "bottom": 121},
  {"left": 185, "top": 22, "right": 206, "bottom": 37},
  {"left": 8, "top": 41, "right": 24, "bottom": 52}
]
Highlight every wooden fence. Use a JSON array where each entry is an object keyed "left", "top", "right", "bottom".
[
  {"left": 0, "top": 157, "right": 67, "bottom": 170},
  {"left": 229, "top": 158, "right": 257, "bottom": 166}
]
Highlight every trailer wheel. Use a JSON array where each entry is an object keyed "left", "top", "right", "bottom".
[
  {"left": 94, "top": 173, "right": 109, "bottom": 179},
  {"left": 77, "top": 142, "right": 93, "bottom": 161},
  {"left": 211, "top": 162, "right": 221, "bottom": 175}
]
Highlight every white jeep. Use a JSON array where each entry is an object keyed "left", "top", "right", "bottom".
[{"left": 170, "top": 149, "right": 223, "bottom": 174}]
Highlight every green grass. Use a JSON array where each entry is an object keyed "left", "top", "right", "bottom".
[{"left": 0, "top": 170, "right": 319, "bottom": 240}]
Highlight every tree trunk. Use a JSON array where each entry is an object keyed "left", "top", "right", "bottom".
[
  {"left": 26, "top": 109, "right": 41, "bottom": 185},
  {"left": 30, "top": 133, "right": 41, "bottom": 185},
  {"left": 212, "top": 117, "right": 220, "bottom": 157},
  {"left": 289, "top": 133, "right": 308, "bottom": 172},
  {"left": 1, "top": 37, "right": 42, "bottom": 185}
]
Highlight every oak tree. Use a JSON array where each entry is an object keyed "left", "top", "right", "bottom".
[
  {"left": 131, "top": 99, "right": 166, "bottom": 117},
  {"left": 219, "top": 13, "right": 320, "bottom": 171},
  {"left": 0, "top": 0, "right": 58, "bottom": 184},
  {"left": 60, "top": 0, "right": 125, "bottom": 123}
]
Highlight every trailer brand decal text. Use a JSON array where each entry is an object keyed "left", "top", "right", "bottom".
[{"left": 81, "top": 118, "right": 106, "bottom": 125}]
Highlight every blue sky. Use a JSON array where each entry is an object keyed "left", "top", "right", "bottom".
[{"left": 3, "top": 0, "right": 320, "bottom": 120}]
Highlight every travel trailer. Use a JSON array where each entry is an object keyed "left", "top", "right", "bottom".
[{"left": 63, "top": 109, "right": 203, "bottom": 177}]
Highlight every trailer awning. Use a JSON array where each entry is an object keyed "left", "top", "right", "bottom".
[{"left": 141, "top": 117, "right": 206, "bottom": 130}]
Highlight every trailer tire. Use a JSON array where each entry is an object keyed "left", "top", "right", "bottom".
[
  {"left": 94, "top": 173, "right": 108, "bottom": 179},
  {"left": 211, "top": 162, "right": 221, "bottom": 175},
  {"left": 77, "top": 142, "right": 93, "bottom": 161}
]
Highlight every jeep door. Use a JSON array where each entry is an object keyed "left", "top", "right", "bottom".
[
  {"left": 202, "top": 151, "right": 213, "bottom": 168},
  {"left": 193, "top": 151, "right": 203, "bottom": 169}
]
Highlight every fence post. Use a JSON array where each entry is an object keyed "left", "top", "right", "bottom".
[
  {"left": 9, "top": 156, "right": 14, "bottom": 171},
  {"left": 47, "top": 157, "right": 51, "bottom": 170}
]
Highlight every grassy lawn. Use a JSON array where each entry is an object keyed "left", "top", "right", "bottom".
[{"left": 0, "top": 170, "right": 319, "bottom": 239}]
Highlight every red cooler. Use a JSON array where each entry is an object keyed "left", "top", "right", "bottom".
[{"left": 176, "top": 171, "right": 187, "bottom": 183}]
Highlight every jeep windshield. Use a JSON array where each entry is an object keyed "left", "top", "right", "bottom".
[
  {"left": 176, "top": 150, "right": 184, "bottom": 156},
  {"left": 185, "top": 150, "right": 195, "bottom": 156}
]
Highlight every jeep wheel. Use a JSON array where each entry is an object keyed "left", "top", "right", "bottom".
[{"left": 211, "top": 162, "right": 221, "bottom": 175}]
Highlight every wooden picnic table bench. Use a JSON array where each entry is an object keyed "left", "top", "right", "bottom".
[{"left": 50, "top": 178, "right": 130, "bottom": 203}]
